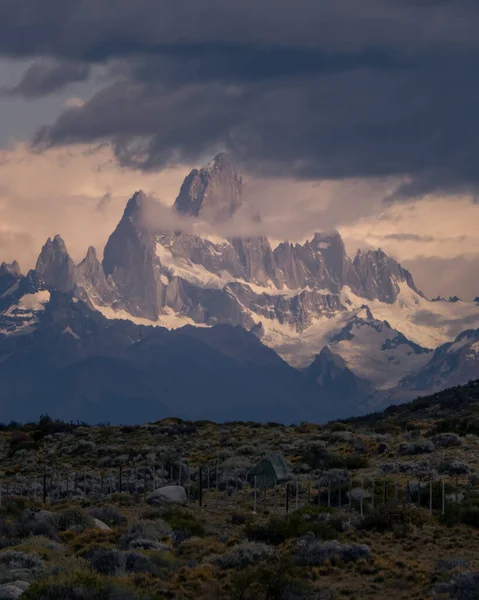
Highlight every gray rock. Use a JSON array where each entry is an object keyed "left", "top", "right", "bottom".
[
  {"left": 146, "top": 485, "right": 187, "bottom": 506},
  {"left": 35, "top": 235, "right": 76, "bottom": 293},
  {"left": 0, "top": 585, "right": 24, "bottom": 599},
  {"left": 7, "top": 583, "right": 28, "bottom": 592},
  {"left": 92, "top": 518, "right": 112, "bottom": 531},
  {"left": 173, "top": 152, "right": 242, "bottom": 223}
]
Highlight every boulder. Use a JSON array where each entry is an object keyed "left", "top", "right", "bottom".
[
  {"left": 0, "top": 584, "right": 25, "bottom": 599},
  {"left": 146, "top": 485, "right": 187, "bottom": 506},
  {"left": 92, "top": 518, "right": 111, "bottom": 531}
]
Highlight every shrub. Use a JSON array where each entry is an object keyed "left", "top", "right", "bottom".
[
  {"left": 83, "top": 546, "right": 124, "bottom": 575},
  {"left": 433, "top": 572, "right": 479, "bottom": 600},
  {"left": 441, "top": 502, "right": 479, "bottom": 528},
  {"left": 431, "top": 433, "right": 463, "bottom": 448},
  {"left": 206, "top": 541, "right": 274, "bottom": 569},
  {"left": 57, "top": 509, "right": 95, "bottom": 533},
  {"left": 162, "top": 509, "right": 204, "bottom": 539},
  {"left": 128, "top": 538, "right": 169, "bottom": 551},
  {"left": 21, "top": 572, "right": 152, "bottom": 600},
  {"left": 88, "top": 507, "right": 127, "bottom": 527},
  {"left": 19, "top": 535, "right": 64, "bottom": 552},
  {"left": 295, "top": 535, "right": 371, "bottom": 566},
  {"left": 119, "top": 520, "right": 171, "bottom": 549},
  {"left": 398, "top": 440, "right": 435, "bottom": 455},
  {"left": 359, "top": 505, "right": 429, "bottom": 533},
  {"left": 244, "top": 509, "right": 339, "bottom": 545},
  {"left": 0, "top": 549, "right": 44, "bottom": 571}
]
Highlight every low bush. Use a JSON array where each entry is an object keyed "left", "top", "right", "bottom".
[
  {"left": 433, "top": 572, "right": 479, "bottom": 600},
  {"left": 398, "top": 440, "right": 435, "bottom": 455},
  {"left": 244, "top": 508, "right": 339, "bottom": 545},
  {"left": 358, "top": 505, "right": 429, "bottom": 533},
  {"left": 88, "top": 507, "right": 127, "bottom": 527},
  {"left": 0, "top": 549, "right": 44, "bottom": 571},
  {"left": 57, "top": 509, "right": 95, "bottom": 533},
  {"left": 441, "top": 501, "right": 479, "bottom": 528},
  {"left": 119, "top": 520, "right": 171, "bottom": 549},
  {"left": 295, "top": 535, "right": 371, "bottom": 566},
  {"left": 431, "top": 433, "right": 463, "bottom": 448},
  {"left": 206, "top": 541, "right": 274, "bottom": 569},
  {"left": 162, "top": 509, "right": 205, "bottom": 538},
  {"left": 21, "top": 572, "right": 152, "bottom": 600}
]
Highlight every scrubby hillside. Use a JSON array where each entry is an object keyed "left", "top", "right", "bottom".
[{"left": 0, "top": 382, "right": 479, "bottom": 599}]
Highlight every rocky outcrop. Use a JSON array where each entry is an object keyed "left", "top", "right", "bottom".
[
  {"left": 0, "top": 261, "right": 22, "bottom": 297},
  {"left": 304, "top": 346, "right": 373, "bottom": 417},
  {"left": 76, "top": 246, "right": 117, "bottom": 306},
  {"left": 173, "top": 152, "right": 243, "bottom": 222},
  {"left": 102, "top": 191, "right": 160, "bottom": 320},
  {"left": 230, "top": 236, "right": 284, "bottom": 288},
  {"left": 35, "top": 235, "right": 76, "bottom": 293},
  {"left": 351, "top": 248, "right": 419, "bottom": 303},
  {"left": 146, "top": 485, "right": 187, "bottom": 506}
]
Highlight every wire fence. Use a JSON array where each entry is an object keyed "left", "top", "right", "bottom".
[{"left": 0, "top": 465, "right": 468, "bottom": 517}]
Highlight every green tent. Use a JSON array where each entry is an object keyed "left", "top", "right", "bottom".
[{"left": 246, "top": 454, "right": 291, "bottom": 489}]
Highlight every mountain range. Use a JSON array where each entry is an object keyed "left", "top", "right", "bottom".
[{"left": 1, "top": 153, "right": 478, "bottom": 424}]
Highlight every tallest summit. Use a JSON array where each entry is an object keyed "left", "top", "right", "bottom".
[{"left": 173, "top": 152, "right": 243, "bottom": 223}]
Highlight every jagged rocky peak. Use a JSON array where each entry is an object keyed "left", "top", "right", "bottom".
[
  {"left": 0, "top": 260, "right": 23, "bottom": 297},
  {"left": 173, "top": 152, "right": 243, "bottom": 222},
  {"left": 102, "top": 192, "right": 159, "bottom": 320},
  {"left": 0, "top": 260, "right": 21, "bottom": 277},
  {"left": 35, "top": 234, "right": 76, "bottom": 293},
  {"left": 351, "top": 247, "right": 419, "bottom": 303}
]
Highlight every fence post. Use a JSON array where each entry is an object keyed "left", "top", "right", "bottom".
[
  {"left": 441, "top": 480, "right": 445, "bottom": 515},
  {"left": 253, "top": 476, "right": 257, "bottom": 513},
  {"left": 360, "top": 479, "right": 364, "bottom": 516},
  {"left": 199, "top": 467, "right": 203, "bottom": 507},
  {"left": 207, "top": 468, "right": 210, "bottom": 506}
]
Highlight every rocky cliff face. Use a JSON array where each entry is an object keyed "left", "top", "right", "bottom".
[
  {"left": 173, "top": 152, "right": 243, "bottom": 222},
  {"left": 35, "top": 235, "right": 76, "bottom": 293},
  {"left": 2, "top": 152, "right": 476, "bottom": 423},
  {"left": 102, "top": 191, "right": 160, "bottom": 320},
  {"left": 0, "top": 261, "right": 22, "bottom": 296}
]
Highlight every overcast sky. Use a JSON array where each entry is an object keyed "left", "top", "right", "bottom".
[{"left": 0, "top": 1, "right": 478, "bottom": 299}]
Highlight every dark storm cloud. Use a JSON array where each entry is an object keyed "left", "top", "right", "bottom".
[
  {"left": 2, "top": 0, "right": 479, "bottom": 198},
  {"left": 3, "top": 60, "right": 91, "bottom": 98}
]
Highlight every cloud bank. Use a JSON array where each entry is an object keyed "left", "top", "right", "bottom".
[{"left": 0, "top": 1, "right": 479, "bottom": 199}]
